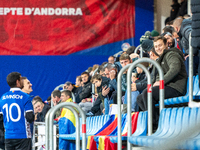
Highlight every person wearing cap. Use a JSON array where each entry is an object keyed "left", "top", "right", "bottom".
[
  {"left": 150, "top": 30, "right": 159, "bottom": 39},
  {"left": 63, "top": 81, "right": 79, "bottom": 101},
  {"left": 141, "top": 39, "right": 154, "bottom": 53}
]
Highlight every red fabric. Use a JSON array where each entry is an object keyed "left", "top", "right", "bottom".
[
  {"left": 0, "top": 0, "right": 135, "bottom": 55},
  {"left": 96, "top": 117, "right": 118, "bottom": 136},
  {"left": 89, "top": 136, "right": 98, "bottom": 150}
]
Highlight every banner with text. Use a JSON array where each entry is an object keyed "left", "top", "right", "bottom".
[{"left": 0, "top": 0, "right": 135, "bottom": 55}]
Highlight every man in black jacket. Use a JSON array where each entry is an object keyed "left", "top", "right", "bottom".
[{"left": 76, "top": 72, "right": 92, "bottom": 103}]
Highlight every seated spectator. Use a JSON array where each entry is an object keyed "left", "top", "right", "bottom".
[
  {"left": 123, "top": 62, "right": 149, "bottom": 112},
  {"left": 63, "top": 81, "right": 79, "bottom": 95},
  {"left": 137, "top": 36, "right": 187, "bottom": 129},
  {"left": 33, "top": 96, "right": 51, "bottom": 122},
  {"left": 86, "top": 74, "right": 111, "bottom": 116},
  {"left": 51, "top": 90, "right": 62, "bottom": 119},
  {"left": 76, "top": 72, "right": 92, "bottom": 103},
  {"left": 75, "top": 76, "right": 82, "bottom": 87},
  {"left": 108, "top": 56, "right": 115, "bottom": 64},
  {"left": 60, "top": 90, "right": 75, "bottom": 122},
  {"left": 21, "top": 77, "right": 33, "bottom": 94}
]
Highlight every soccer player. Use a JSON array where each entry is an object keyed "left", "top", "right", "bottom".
[{"left": 0, "top": 72, "right": 34, "bottom": 150}]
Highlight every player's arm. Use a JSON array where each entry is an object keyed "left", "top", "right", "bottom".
[
  {"left": 25, "top": 96, "right": 35, "bottom": 123},
  {"left": 25, "top": 110, "right": 34, "bottom": 123}
]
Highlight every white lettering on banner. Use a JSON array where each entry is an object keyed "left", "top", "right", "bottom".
[
  {"left": 0, "top": 7, "right": 83, "bottom": 16},
  {"left": 2, "top": 94, "right": 23, "bottom": 100}
]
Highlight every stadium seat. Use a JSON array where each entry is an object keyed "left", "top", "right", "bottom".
[
  {"left": 110, "top": 111, "right": 147, "bottom": 143},
  {"left": 59, "top": 115, "right": 110, "bottom": 141},
  {"left": 156, "top": 75, "right": 199, "bottom": 106},
  {"left": 128, "top": 107, "right": 200, "bottom": 149}
]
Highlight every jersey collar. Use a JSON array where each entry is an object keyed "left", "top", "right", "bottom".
[{"left": 10, "top": 88, "right": 22, "bottom": 91}]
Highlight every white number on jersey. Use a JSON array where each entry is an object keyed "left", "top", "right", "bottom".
[{"left": 2, "top": 103, "right": 21, "bottom": 122}]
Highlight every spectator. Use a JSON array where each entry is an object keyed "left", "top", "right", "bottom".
[
  {"left": 108, "top": 56, "right": 115, "bottom": 64},
  {"left": 51, "top": 90, "right": 62, "bottom": 119},
  {"left": 173, "top": 16, "right": 199, "bottom": 75},
  {"left": 60, "top": 90, "right": 75, "bottom": 120},
  {"left": 169, "top": 0, "right": 180, "bottom": 21},
  {"left": 177, "top": 0, "right": 188, "bottom": 17},
  {"left": 33, "top": 96, "right": 51, "bottom": 122},
  {"left": 75, "top": 76, "right": 82, "bottom": 87},
  {"left": 150, "top": 30, "right": 160, "bottom": 39},
  {"left": 141, "top": 39, "right": 154, "bottom": 53},
  {"left": 86, "top": 74, "right": 111, "bottom": 116},
  {"left": 161, "top": 32, "right": 176, "bottom": 49},
  {"left": 0, "top": 72, "right": 34, "bottom": 150},
  {"left": 63, "top": 81, "right": 78, "bottom": 94},
  {"left": 137, "top": 36, "right": 187, "bottom": 130},
  {"left": 76, "top": 72, "right": 92, "bottom": 103}
]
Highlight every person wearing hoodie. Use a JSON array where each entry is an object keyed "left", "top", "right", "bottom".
[{"left": 137, "top": 36, "right": 187, "bottom": 129}]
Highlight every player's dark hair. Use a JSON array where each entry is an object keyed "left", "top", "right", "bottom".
[{"left": 6, "top": 72, "right": 21, "bottom": 88}]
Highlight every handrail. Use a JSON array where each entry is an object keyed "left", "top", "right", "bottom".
[
  {"left": 117, "top": 63, "right": 131, "bottom": 150},
  {"left": 126, "top": 64, "right": 151, "bottom": 150},
  {"left": 189, "top": 33, "right": 193, "bottom": 102},
  {"left": 134, "top": 45, "right": 143, "bottom": 58},
  {"left": 92, "top": 67, "right": 99, "bottom": 106},
  {"left": 45, "top": 102, "right": 86, "bottom": 150}
]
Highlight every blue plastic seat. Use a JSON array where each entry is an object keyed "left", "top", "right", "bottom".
[
  {"left": 109, "top": 111, "right": 148, "bottom": 143},
  {"left": 59, "top": 115, "right": 110, "bottom": 141}
]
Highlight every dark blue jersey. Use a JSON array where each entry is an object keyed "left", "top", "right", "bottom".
[{"left": 0, "top": 88, "right": 33, "bottom": 139}]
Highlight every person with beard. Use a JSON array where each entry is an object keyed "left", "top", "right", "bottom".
[
  {"left": 0, "top": 72, "right": 34, "bottom": 150},
  {"left": 161, "top": 32, "right": 176, "bottom": 49}
]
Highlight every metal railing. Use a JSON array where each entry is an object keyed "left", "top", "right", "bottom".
[
  {"left": 45, "top": 102, "right": 86, "bottom": 150},
  {"left": 189, "top": 33, "right": 193, "bottom": 103},
  {"left": 134, "top": 45, "right": 143, "bottom": 58},
  {"left": 117, "top": 58, "right": 164, "bottom": 150},
  {"left": 92, "top": 67, "right": 99, "bottom": 106}
]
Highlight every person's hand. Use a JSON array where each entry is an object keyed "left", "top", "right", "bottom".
[
  {"left": 102, "top": 86, "right": 110, "bottom": 96},
  {"left": 53, "top": 101, "right": 57, "bottom": 106},
  {"left": 102, "top": 108, "right": 105, "bottom": 114},
  {"left": 35, "top": 113, "right": 38, "bottom": 120},
  {"left": 132, "top": 76, "right": 138, "bottom": 83},
  {"left": 81, "top": 99, "right": 86, "bottom": 103},
  {"left": 184, "top": 55, "right": 189, "bottom": 60},
  {"left": 109, "top": 70, "right": 116, "bottom": 80},
  {"left": 131, "top": 83, "right": 137, "bottom": 91},
  {"left": 153, "top": 81, "right": 160, "bottom": 87},
  {"left": 130, "top": 53, "right": 139, "bottom": 59}
]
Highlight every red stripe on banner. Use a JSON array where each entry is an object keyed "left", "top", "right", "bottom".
[
  {"left": 160, "top": 80, "right": 164, "bottom": 89},
  {"left": 147, "top": 84, "right": 152, "bottom": 93},
  {"left": 82, "top": 124, "right": 86, "bottom": 133}
]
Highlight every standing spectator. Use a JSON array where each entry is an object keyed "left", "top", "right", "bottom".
[
  {"left": 169, "top": 0, "right": 180, "bottom": 21},
  {"left": 0, "top": 72, "right": 34, "bottom": 150},
  {"left": 177, "top": 0, "right": 188, "bottom": 17}
]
